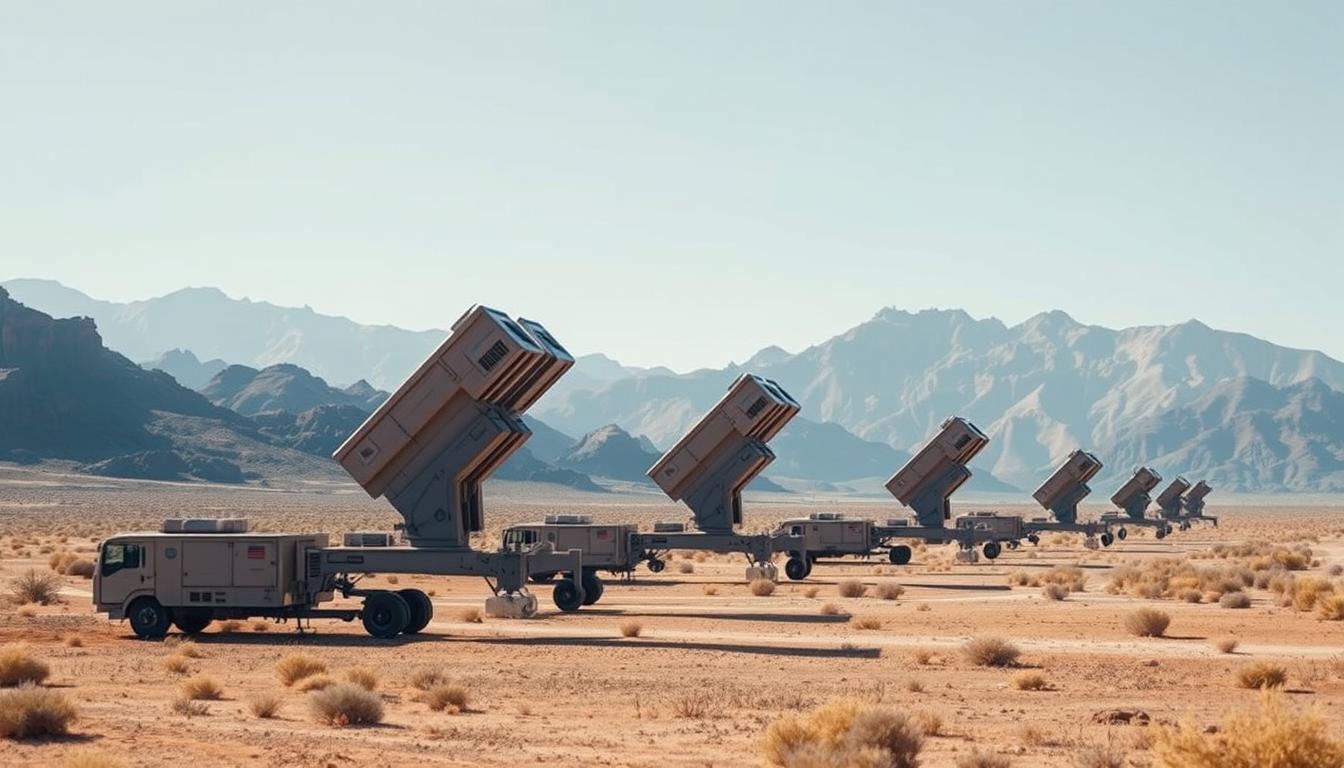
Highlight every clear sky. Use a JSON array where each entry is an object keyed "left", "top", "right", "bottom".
[{"left": 2, "top": 2, "right": 1340, "bottom": 371}]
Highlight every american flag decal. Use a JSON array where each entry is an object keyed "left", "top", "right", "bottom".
[
  {"left": 247, "top": 545, "right": 266, "bottom": 560},
  {"left": 597, "top": 530, "right": 609, "bottom": 540}
]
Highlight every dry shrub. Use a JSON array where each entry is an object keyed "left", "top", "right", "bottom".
[
  {"left": 59, "top": 750, "right": 123, "bottom": 768},
  {"left": 1315, "top": 593, "right": 1344, "bottom": 621},
  {"left": 962, "top": 637, "right": 1021, "bottom": 667},
  {"left": 677, "top": 561, "right": 695, "bottom": 574},
  {"left": 1214, "top": 636, "right": 1240, "bottom": 654},
  {"left": 309, "top": 683, "right": 383, "bottom": 726},
  {"left": 1041, "top": 566, "right": 1087, "bottom": 592},
  {"left": 875, "top": 583, "right": 905, "bottom": 601},
  {"left": 179, "top": 674, "right": 223, "bottom": 700},
  {"left": 1152, "top": 692, "right": 1343, "bottom": 767},
  {"left": 956, "top": 751, "right": 1012, "bottom": 768},
  {"left": 8, "top": 569, "right": 62, "bottom": 605},
  {"left": 63, "top": 634, "right": 83, "bottom": 648},
  {"left": 703, "top": 585, "right": 719, "bottom": 596},
  {"left": 1179, "top": 589, "right": 1203, "bottom": 603},
  {"left": 295, "top": 673, "right": 336, "bottom": 692},
  {"left": 1236, "top": 662, "right": 1288, "bottom": 690},
  {"left": 620, "top": 621, "right": 643, "bottom": 638},
  {"left": 1220, "top": 592, "right": 1252, "bottom": 609},
  {"left": 1011, "top": 671, "right": 1049, "bottom": 691},
  {"left": 457, "top": 607, "right": 485, "bottom": 623},
  {"left": 910, "top": 649, "right": 935, "bottom": 665},
  {"left": 251, "top": 621, "right": 270, "bottom": 633},
  {"left": 820, "top": 603, "right": 846, "bottom": 616},
  {"left": 913, "top": 710, "right": 943, "bottom": 736},
  {"left": 761, "top": 698, "right": 924, "bottom": 768},
  {"left": 1291, "top": 577, "right": 1336, "bottom": 612},
  {"left": 1041, "top": 584, "right": 1070, "bottom": 601},
  {"left": 276, "top": 653, "right": 327, "bottom": 686},
  {"left": 162, "top": 655, "right": 192, "bottom": 675},
  {"left": 248, "top": 692, "right": 283, "bottom": 719},
  {"left": 803, "top": 586, "right": 820, "bottom": 598},
  {"left": 173, "top": 640, "right": 204, "bottom": 658},
  {"left": 0, "top": 644, "right": 49, "bottom": 687},
  {"left": 15, "top": 604, "right": 36, "bottom": 618},
  {"left": 344, "top": 667, "right": 379, "bottom": 691},
  {"left": 410, "top": 669, "right": 448, "bottom": 691},
  {"left": 0, "top": 684, "right": 78, "bottom": 739},
  {"left": 170, "top": 697, "right": 207, "bottom": 718},
  {"left": 1007, "top": 570, "right": 1033, "bottom": 587},
  {"left": 425, "top": 683, "right": 470, "bottom": 713},
  {"left": 64, "top": 559, "right": 95, "bottom": 579},
  {"left": 1123, "top": 608, "right": 1170, "bottom": 637},
  {"left": 905, "top": 679, "right": 924, "bottom": 693},
  {"left": 850, "top": 615, "right": 883, "bottom": 631},
  {"left": 915, "top": 603, "right": 931, "bottom": 612},
  {"left": 215, "top": 619, "right": 242, "bottom": 633},
  {"left": 751, "top": 579, "right": 777, "bottom": 597},
  {"left": 837, "top": 580, "right": 867, "bottom": 598}
]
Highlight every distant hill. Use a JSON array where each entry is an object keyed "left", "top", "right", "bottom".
[
  {"left": 200, "top": 363, "right": 388, "bottom": 417},
  {"left": 521, "top": 415, "right": 578, "bottom": 464},
  {"left": 557, "top": 424, "right": 660, "bottom": 482},
  {"left": 141, "top": 349, "right": 228, "bottom": 389}
]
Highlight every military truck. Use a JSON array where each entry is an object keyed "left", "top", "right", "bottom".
[
  {"left": 1021, "top": 449, "right": 1115, "bottom": 548},
  {"left": 1102, "top": 466, "right": 1172, "bottom": 539}
]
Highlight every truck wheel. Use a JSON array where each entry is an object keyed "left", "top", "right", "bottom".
[
  {"left": 784, "top": 556, "right": 809, "bottom": 581},
  {"left": 530, "top": 572, "right": 557, "bottom": 584},
  {"left": 647, "top": 559, "right": 665, "bottom": 574},
  {"left": 1100, "top": 532, "right": 1114, "bottom": 547},
  {"left": 398, "top": 589, "right": 434, "bottom": 634},
  {"left": 983, "top": 541, "right": 1002, "bottom": 560},
  {"left": 173, "top": 608, "right": 213, "bottom": 635},
  {"left": 1155, "top": 527, "right": 1167, "bottom": 540},
  {"left": 128, "top": 597, "right": 171, "bottom": 639},
  {"left": 1027, "top": 534, "right": 1040, "bottom": 545},
  {"left": 1117, "top": 527, "right": 1128, "bottom": 540},
  {"left": 580, "top": 571, "right": 604, "bottom": 606},
  {"left": 362, "top": 591, "right": 410, "bottom": 639},
  {"left": 552, "top": 579, "right": 583, "bottom": 612},
  {"left": 889, "top": 545, "right": 912, "bottom": 565}
]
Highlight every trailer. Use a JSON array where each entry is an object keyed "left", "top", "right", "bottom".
[
  {"left": 1022, "top": 449, "right": 1115, "bottom": 548},
  {"left": 1179, "top": 480, "right": 1218, "bottom": 528},
  {"left": 1102, "top": 466, "right": 1172, "bottom": 539},
  {"left": 94, "top": 305, "right": 586, "bottom": 639}
]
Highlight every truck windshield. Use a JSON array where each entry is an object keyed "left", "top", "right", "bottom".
[{"left": 100, "top": 542, "right": 141, "bottom": 577}]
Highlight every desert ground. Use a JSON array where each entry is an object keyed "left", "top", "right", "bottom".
[{"left": 2, "top": 464, "right": 1343, "bottom": 767}]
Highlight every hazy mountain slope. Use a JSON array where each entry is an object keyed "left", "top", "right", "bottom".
[
  {"left": 141, "top": 349, "right": 229, "bottom": 389},
  {"left": 521, "top": 416, "right": 578, "bottom": 464},
  {"left": 558, "top": 424, "right": 660, "bottom": 482},
  {"left": 1099, "top": 377, "right": 1344, "bottom": 492},
  {"left": 201, "top": 363, "right": 387, "bottom": 417}
]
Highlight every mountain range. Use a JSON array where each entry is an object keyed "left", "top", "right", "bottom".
[{"left": 6, "top": 278, "right": 1344, "bottom": 494}]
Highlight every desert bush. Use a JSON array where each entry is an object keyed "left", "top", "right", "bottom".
[
  {"left": 837, "top": 579, "right": 867, "bottom": 598},
  {"left": 162, "top": 655, "right": 192, "bottom": 675},
  {"left": 677, "top": 561, "right": 695, "bottom": 574},
  {"left": 1179, "top": 589, "right": 1203, "bottom": 603},
  {"left": 1011, "top": 671, "right": 1048, "bottom": 691},
  {"left": 820, "top": 603, "right": 846, "bottom": 616},
  {"left": 410, "top": 668, "right": 448, "bottom": 691},
  {"left": 173, "top": 640, "right": 204, "bottom": 658},
  {"left": 0, "top": 684, "right": 78, "bottom": 739},
  {"left": 310, "top": 683, "right": 383, "bottom": 726},
  {"left": 344, "top": 667, "right": 379, "bottom": 691},
  {"left": 1152, "top": 692, "right": 1343, "bottom": 767},
  {"left": 703, "top": 585, "right": 719, "bottom": 596},
  {"left": 962, "top": 637, "right": 1021, "bottom": 667},
  {"left": 248, "top": 692, "right": 283, "bottom": 719},
  {"left": 276, "top": 653, "right": 327, "bottom": 686},
  {"left": 1123, "top": 608, "right": 1170, "bottom": 637},
  {"left": 672, "top": 693, "right": 715, "bottom": 719},
  {"left": 215, "top": 619, "right": 242, "bottom": 633},
  {"left": 910, "top": 649, "right": 934, "bottom": 665},
  {"left": 913, "top": 709, "right": 943, "bottom": 736},
  {"left": 620, "top": 621, "right": 643, "bottom": 638},
  {"left": 761, "top": 698, "right": 923, "bottom": 768},
  {"left": 802, "top": 586, "right": 819, "bottom": 598},
  {"left": 1329, "top": 564, "right": 1344, "bottom": 577},
  {"left": 751, "top": 578, "right": 777, "bottom": 596},
  {"left": 1041, "top": 566, "right": 1087, "bottom": 592},
  {"left": 425, "top": 683, "right": 470, "bottom": 713},
  {"left": 1236, "top": 662, "right": 1288, "bottom": 690},
  {"left": 875, "top": 583, "right": 905, "bottom": 601},
  {"left": 59, "top": 750, "right": 123, "bottom": 768},
  {"left": 0, "top": 644, "right": 49, "bottom": 687},
  {"left": 1214, "top": 636, "right": 1240, "bottom": 654},
  {"left": 64, "top": 559, "right": 95, "bottom": 578},
  {"left": 295, "top": 673, "right": 336, "bottom": 692},
  {"left": 8, "top": 569, "right": 62, "bottom": 605},
  {"left": 1041, "top": 584, "right": 1070, "bottom": 601},
  {"left": 1007, "top": 570, "right": 1033, "bottom": 587},
  {"left": 1316, "top": 593, "right": 1344, "bottom": 621},
  {"left": 457, "top": 607, "right": 485, "bottom": 623},
  {"left": 251, "top": 621, "right": 270, "bottom": 632},
  {"left": 1291, "top": 577, "right": 1335, "bottom": 612},
  {"left": 851, "top": 616, "right": 883, "bottom": 631},
  {"left": 956, "top": 751, "right": 1012, "bottom": 768},
  {"left": 179, "top": 674, "right": 223, "bottom": 700},
  {"left": 905, "top": 679, "right": 924, "bottom": 693},
  {"left": 1220, "top": 592, "right": 1252, "bottom": 609},
  {"left": 63, "top": 634, "right": 83, "bottom": 648}
]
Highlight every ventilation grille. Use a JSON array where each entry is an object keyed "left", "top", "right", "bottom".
[
  {"left": 477, "top": 340, "right": 509, "bottom": 372},
  {"left": 745, "top": 396, "right": 768, "bottom": 418}
]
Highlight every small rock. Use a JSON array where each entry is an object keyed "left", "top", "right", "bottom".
[{"left": 1092, "top": 709, "right": 1152, "bottom": 726}]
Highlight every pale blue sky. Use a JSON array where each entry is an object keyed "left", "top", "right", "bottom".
[{"left": 2, "top": 2, "right": 1340, "bottom": 371}]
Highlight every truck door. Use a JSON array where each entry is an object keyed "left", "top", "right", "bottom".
[{"left": 98, "top": 540, "right": 154, "bottom": 606}]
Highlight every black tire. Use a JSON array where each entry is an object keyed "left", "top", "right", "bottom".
[
  {"left": 398, "top": 588, "right": 434, "bottom": 634},
  {"left": 1027, "top": 534, "right": 1040, "bottom": 546},
  {"left": 1006, "top": 540, "right": 1020, "bottom": 550},
  {"left": 128, "top": 596, "right": 171, "bottom": 639},
  {"left": 983, "top": 541, "right": 1002, "bottom": 560},
  {"left": 784, "top": 556, "right": 809, "bottom": 581},
  {"left": 1117, "top": 527, "right": 1128, "bottom": 540},
  {"left": 580, "top": 571, "right": 604, "bottom": 606},
  {"left": 1155, "top": 527, "right": 1167, "bottom": 540},
  {"left": 172, "top": 608, "right": 213, "bottom": 635},
  {"left": 362, "top": 591, "right": 411, "bottom": 639},
  {"left": 530, "top": 572, "right": 557, "bottom": 584},
  {"left": 889, "top": 545, "right": 913, "bottom": 565},
  {"left": 647, "top": 559, "right": 665, "bottom": 574},
  {"left": 552, "top": 579, "right": 583, "bottom": 612},
  {"left": 1100, "top": 532, "right": 1114, "bottom": 547}
]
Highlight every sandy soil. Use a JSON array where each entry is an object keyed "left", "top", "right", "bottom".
[{"left": 2, "top": 465, "right": 1343, "bottom": 767}]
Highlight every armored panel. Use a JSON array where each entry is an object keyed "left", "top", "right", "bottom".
[
  {"left": 1032, "top": 450, "right": 1103, "bottom": 508},
  {"left": 1154, "top": 476, "right": 1191, "bottom": 514},
  {"left": 162, "top": 518, "right": 250, "bottom": 534},
  {"left": 1186, "top": 480, "right": 1212, "bottom": 503},
  {"left": 648, "top": 374, "right": 801, "bottom": 500},
  {"left": 1110, "top": 466, "right": 1162, "bottom": 518},
  {"left": 885, "top": 417, "right": 989, "bottom": 505}
]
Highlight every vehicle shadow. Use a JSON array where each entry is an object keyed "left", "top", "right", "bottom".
[{"left": 458, "top": 635, "right": 883, "bottom": 659}]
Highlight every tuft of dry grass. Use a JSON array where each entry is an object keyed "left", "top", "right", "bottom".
[
  {"left": 837, "top": 579, "right": 867, "bottom": 598},
  {"left": 276, "top": 653, "right": 328, "bottom": 686},
  {"left": 1214, "top": 636, "right": 1240, "bottom": 654},
  {"left": 1316, "top": 593, "right": 1344, "bottom": 621},
  {"left": 1041, "top": 583, "right": 1070, "bottom": 601},
  {"left": 1152, "top": 692, "right": 1343, "bottom": 767},
  {"left": 64, "top": 559, "right": 95, "bottom": 578},
  {"left": 803, "top": 586, "right": 819, "bottom": 598},
  {"left": 1011, "top": 671, "right": 1049, "bottom": 691},
  {"left": 410, "top": 669, "right": 448, "bottom": 691},
  {"left": 425, "top": 683, "right": 470, "bottom": 713},
  {"left": 1123, "top": 608, "right": 1171, "bottom": 637},
  {"left": 7, "top": 569, "right": 62, "bottom": 606},
  {"left": 620, "top": 621, "right": 643, "bottom": 638},
  {"left": 750, "top": 578, "right": 777, "bottom": 597},
  {"left": 956, "top": 750, "right": 1013, "bottom": 768},
  {"left": 215, "top": 619, "right": 242, "bottom": 633},
  {"left": 169, "top": 696, "right": 209, "bottom": 717},
  {"left": 457, "top": 607, "right": 485, "bottom": 623},
  {"left": 676, "top": 561, "right": 695, "bottom": 574},
  {"left": 295, "top": 673, "right": 337, "bottom": 692},
  {"left": 1236, "top": 662, "right": 1288, "bottom": 690},
  {"left": 761, "top": 698, "right": 923, "bottom": 767},
  {"left": 851, "top": 615, "right": 884, "bottom": 631},
  {"left": 0, "top": 644, "right": 50, "bottom": 687},
  {"left": 913, "top": 709, "right": 943, "bottom": 736},
  {"left": 344, "top": 667, "right": 379, "bottom": 691},
  {"left": 309, "top": 683, "right": 384, "bottom": 727},
  {"left": 911, "top": 649, "right": 935, "bottom": 665},
  {"left": 702, "top": 585, "right": 719, "bottom": 596},
  {"left": 162, "top": 655, "right": 192, "bottom": 675},
  {"left": 248, "top": 692, "right": 283, "bottom": 719},
  {"left": 0, "top": 684, "right": 78, "bottom": 739},
  {"left": 875, "top": 583, "right": 905, "bottom": 601},
  {"left": 962, "top": 637, "right": 1021, "bottom": 667},
  {"left": 63, "top": 634, "right": 83, "bottom": 648},
  {"left": 1220, "top": 591, "right": 1252, "bottom": 609},
  {"left": 905, "top": 679, "right": 924, "bottom": 693},
  {"left": 172, "top": 640, "right": 204, "bottom": 658},
  {"left": 15, "top": 604, "right": 36, "bottom": 618},
  {"left": 820, "top": 603, "right": 846, "bottom": 616},
  {"left": 179, "top": 674, "right": 223, "bottom": 700},
  {"left": 251, "top": 621, "right": 270, "bottom": 633}
]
